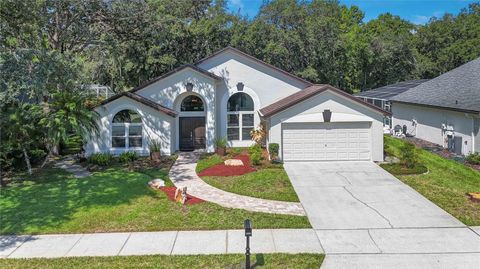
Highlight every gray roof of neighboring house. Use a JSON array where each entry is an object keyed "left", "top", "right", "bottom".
[
  {"left": 354, "top": 79, "right": 429, "bottom": 100},
  {"left": 390, "top": 57, "right": 480, "bottom": 113}
]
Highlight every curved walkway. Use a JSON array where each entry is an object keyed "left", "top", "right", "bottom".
[{"left": 169, "top": 152, "right": 306, "bottom": 216}]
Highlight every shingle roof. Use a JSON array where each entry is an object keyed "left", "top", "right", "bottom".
[
  {"left": 390, "top": 57, "right": 480, "bottom": 113},
  {"left": 354, "top": 79, "right": 429, "bottom": 100},
  {"left": 259, "top": 84, "right": 391, "bottom": 118},
  {"left": 195, "top": 46, "right": 313, "bottom": 87},
  {"left": 98, "top": 92, "right": 177, "bottom": 117},
  {"left": 130, "top": 64, "right": 222, "bottom": 93}
]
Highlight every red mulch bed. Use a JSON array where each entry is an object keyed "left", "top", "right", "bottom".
[
  {"left": 159, "top": 186, "right": 204, "bottom": 205},
  {"left": 198, "top": 154, "right": 256, "bottom": 177}
]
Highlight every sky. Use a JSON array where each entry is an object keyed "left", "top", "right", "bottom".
[{"left": 227, "top": 0, "right": 478, "bottom": 24}]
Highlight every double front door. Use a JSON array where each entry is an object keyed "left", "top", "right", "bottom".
[{"left": 179, "top": 117, "right": 206, "bottom": 151}]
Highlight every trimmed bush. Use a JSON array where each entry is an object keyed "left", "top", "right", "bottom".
[
  {"left": 466, "top": 152, "right": 480, "bottom": 165},
  {"left": 87, "top": 153, "right": 114, "bottom": 166},
  {"left": 119, "top": 151, "right": 138, "bottom": 163},
  {"left": 268, "top": 143, "right": 279, "bottom": 160}
]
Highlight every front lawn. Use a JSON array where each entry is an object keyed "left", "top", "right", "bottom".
[
  {"left": 203, "top": 168, "right": 300, "bottom": 202},
  {"left": 196, "top": 148, "right": 300, "bottom": 202},
  {"left": 0, "top": 254, "right": 324, "bottom": 269},
  {"left": 384, "top": 136, "right": 480, "bottom": 226},
  {"left": 0, "top": 162, "right": 310, "bottom": 235}
]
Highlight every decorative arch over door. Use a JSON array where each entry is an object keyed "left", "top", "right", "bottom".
[{"left": 178, "top": 94, "right": 206, "bottom": 151}]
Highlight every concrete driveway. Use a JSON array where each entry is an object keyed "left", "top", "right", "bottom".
[
  {"left": 284, "top": 161, "right": 463, "bottom": 230},
  {"left": 284, "top": 162, "right": 480, "bottom": 268}
]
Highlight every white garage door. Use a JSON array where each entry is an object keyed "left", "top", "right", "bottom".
[{"left": 282, "top": 122, "right": 371, "bottom": 161}]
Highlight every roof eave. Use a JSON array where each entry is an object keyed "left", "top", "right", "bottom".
[{"left": 391, "top": 100, "right": 480, "bottom": 114}]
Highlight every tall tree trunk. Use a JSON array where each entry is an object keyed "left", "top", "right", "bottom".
[{"left": 23, "top": 148, "right": 32, "bottom": 176}]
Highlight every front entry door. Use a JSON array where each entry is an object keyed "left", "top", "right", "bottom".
[{"left": 179, "top": 117, "right": 206, "bottom": 151}]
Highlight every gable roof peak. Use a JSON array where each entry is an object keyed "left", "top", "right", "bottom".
[{"left": 196, "top": 46, "right": 313, "bottom": 86}]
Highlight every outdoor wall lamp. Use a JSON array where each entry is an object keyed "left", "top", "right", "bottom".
[
  {"left": 185, "top": 82, "right": 194, "bottom": 91},
  {"left": 244, "top": 219, "right": 252, "bottom": 268},
  {"left": 237, "top": 82, "right": 244, "bottom": 91}
]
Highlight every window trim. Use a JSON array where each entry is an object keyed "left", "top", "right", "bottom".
[
  {"left": 111, "top": 109, "right": 143, "bottom": 149},
  {"left": 112, "top": 122, "right": 143, "bottom": 149},
  {"left": 226, "top": 92, "right": 255, "bottom": 142},
  {"left": 227, "top": 112, "right": 255, "bottom": 141}
]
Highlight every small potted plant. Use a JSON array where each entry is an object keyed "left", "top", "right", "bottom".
[
  {"left": 214, "top": 137, "right": 228, "bottom": 156},
  {"left": 149, "top": 139, "right": 162, "bottom": 160}
]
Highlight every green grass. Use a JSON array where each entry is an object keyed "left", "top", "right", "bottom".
[
  {"left": 384, "top": 136, "right": 480, "bottom": 225},
  {"left": 0, "top": 254, "right": 324, "bottom": 269},
  {"left": 203, "top": 168, "right": 300, "bottom": 202},
  {"left": 380, "top": 163, "right": 428, "bottom": 175},
  {"left": 196, "top": 153, "right": 224, "bottom": 173},
  {"left": 0, "top": 167, "right": 310, "bottom": 235}
]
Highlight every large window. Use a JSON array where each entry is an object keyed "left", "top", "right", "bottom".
[
  {"left": 181, "top": 95, "right": 204, "bottom": 111},
  {"left": 227, "top": 93, "right": 254, "bottom": 141},
  {"left": 112, "top": 109, "right": 143, "bottom": 148}
]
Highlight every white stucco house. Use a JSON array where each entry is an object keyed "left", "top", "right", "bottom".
[
  {"left": 391, "top": 57, "right": 480, "bottom": 155},
  {"left": 86, "top": 47, "right": 390, "bottom": 162}
]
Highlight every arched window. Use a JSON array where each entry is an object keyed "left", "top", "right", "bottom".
[
  {"left": 227, "top": 93, "right": 254, "bottom": 141},
  {"left": 112, "top": 109, "right": 142, "bottom": 148},
  {"left": 181, "top": 95, "right": 204, "bottom": 111}
]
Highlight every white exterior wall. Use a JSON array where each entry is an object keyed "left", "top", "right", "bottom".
[
  {"left": 85, "top": 96, "right": 173, "bottom": 156},
  {"left": 136, "top": 68, "right": 217, "bottom": 152},
  {"left": 268, "top": 90, "right": 385, "bottom": 162},
  {"left": 392, "top": 102, "right": 477, "bottom": 155},
  {"left": 198, "top": 50, "right": 309, "bottom": 147}
]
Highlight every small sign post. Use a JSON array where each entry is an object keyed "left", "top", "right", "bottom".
[{"left": 244, "top": 219, "right": 252, "bottom": 269}]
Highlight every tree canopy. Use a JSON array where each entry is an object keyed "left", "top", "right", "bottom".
[{"left": 2, "top": 0, "right": 479, "bottom": 98}]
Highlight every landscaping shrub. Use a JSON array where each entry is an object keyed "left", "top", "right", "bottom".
[
  {"left": 400, "top": 142, "right": 418, "bottom": 168},
  {"left": 268, "top": 143, "right": 279, "bottom": 160},
  {"left": 248, "top": 144, "right": 262, "bottom": 155},
  {"left": 61, "top": 135, "right": 83, "bottom": 155},
  {"left": 87, "top": 153, "right": 114, "bottom": 166},
  {"left": 214, "top": 137, "right": 228, "bottom": 149},
  {"left": 250, "top": 151, "right": 262, "bottom": 166},
  {"left": 148, "top": 139, "right": 161, "bottom": 153},
  {"left": 249, "top": 144, "right": 263, "bottom": 165},
  {"left": 29, "top": 149, "right": 47, "bottom": 165},
  {"left": 466, "top": 152, "right": 480, "bottom": 165},
  {"left": 119, "top": 151, "right": 138, "bottom": 163}
]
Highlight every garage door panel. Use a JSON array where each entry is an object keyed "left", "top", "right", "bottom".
[{"left": 282, "top": 122, "right": 371, "bottom": 161}]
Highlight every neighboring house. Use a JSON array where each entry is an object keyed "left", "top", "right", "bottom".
[
  {"left": 354, "top": 79, "right": 429, "bottom": 128},
  {"left": 86, "top": 47, "right": 390, "bottom": 162},
  {"left": 390, "top": 57, "right": 480, "bottom": 155}
]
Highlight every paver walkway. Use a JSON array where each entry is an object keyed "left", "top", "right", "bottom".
[
  {"left": 54, "top": 156, "right": 91, "bottom": 178},
  {"left": 0, "top": 229, "right": 322, "bottom": 258},
  {"left": 169, "top": 152, "right": 305, "bottom": 216}
]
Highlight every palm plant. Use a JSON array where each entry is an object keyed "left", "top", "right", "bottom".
[{"left": 40, "top": 90, "right": 99, "bottom": 166}]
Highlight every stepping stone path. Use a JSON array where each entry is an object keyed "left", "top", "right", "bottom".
[
  {"left": 169, "top": 152, "right": 306, "bottom": 216},
  {"left": 54, "top": 156, "right": 91, "bottom": 178}
]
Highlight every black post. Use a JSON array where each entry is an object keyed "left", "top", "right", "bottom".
[
  {"left": 245, "top": 235, "right": 250, "bottom": 269},
  {"left": 244, "top": 219, "right": 252, "bottom": 269}
]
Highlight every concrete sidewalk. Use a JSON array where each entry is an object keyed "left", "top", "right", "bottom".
[{"left": 0, "top": 229, "right": 323, "bottom": 259}]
